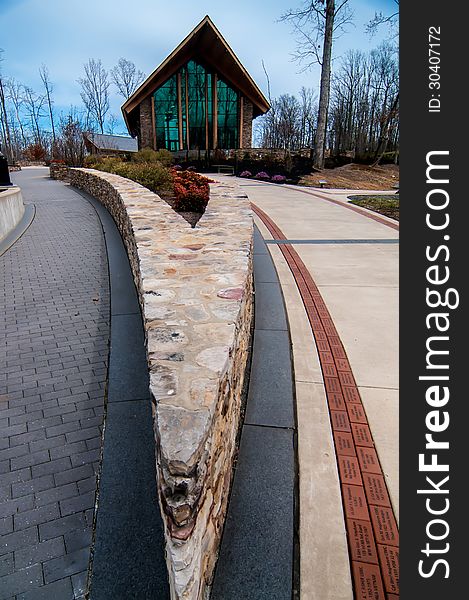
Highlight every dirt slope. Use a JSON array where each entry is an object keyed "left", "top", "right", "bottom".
[{"left": 300, "top": 163, "right": 399, "bottom": 190}]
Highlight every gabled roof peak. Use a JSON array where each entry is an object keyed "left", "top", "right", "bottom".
[{"left": 122, "top": 16, "right": 270, "bottom": 135}]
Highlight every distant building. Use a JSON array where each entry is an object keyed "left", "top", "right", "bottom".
[
  {"left": 83, "top": 132, "right": 138, "bottom": 156},
  {"left": 121, "top": 16, "right": 270, "bottom": 152}
]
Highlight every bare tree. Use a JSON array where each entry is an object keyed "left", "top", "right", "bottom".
[
  {"left": 111, "top": 58, "right": 145, "bottom": 100},
  {"left": 328, "top": 42, "right": 398, "bottom": 160},
  {"left": 5, "top": 78, "right": 27, "bottom": 149},
  {"left": 39, "top": 65, "right": 56, "bottom": 149},
  {"left": 366, "top": 0, "right": 399, "bottom": 39},
  {"left": 282, "top": 1, "right": 353, "bottom": 169},
  {"left": 55, "top": 106, "right": 87, "bottom": 166},
  {"left": 106, "top": 113, "right": 120, "bottom": 135},
  {"left": 23, "top": 86, "right": 46, "bottom": 146},
  {"left": 78, "top": 59, "right": 110, "bottom": 134},
  {"left": 0, "top": 49, "right": 13, "bottom": 162}
]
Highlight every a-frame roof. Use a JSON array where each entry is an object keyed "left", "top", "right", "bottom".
[{"left": 122, "top": 15, "right": 270, "bottom": 135}]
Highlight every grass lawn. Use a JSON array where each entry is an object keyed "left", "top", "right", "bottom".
[{"left": 347, "top": 194, "right": 399, "bottom": 221}]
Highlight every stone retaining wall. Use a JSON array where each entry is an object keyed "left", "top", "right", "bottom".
[
  {"left": 53, "top": 167, "right": 253, "bottom": 600},
  {"left": 0, "top": 186, "right": 24, "bottom": 241}
]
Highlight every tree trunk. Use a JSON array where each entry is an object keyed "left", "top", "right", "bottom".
[
  {"left": 372, "top": 93, "right": 399, "bottom": 166},
  {"left": 0, "top": 78, "right": 13, "bottom": 162},
  {"left": 313, "top": 0, "right": 335, "bottom": 170}
]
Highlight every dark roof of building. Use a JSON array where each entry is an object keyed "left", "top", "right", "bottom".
[
  {"left": 122, "top": 15, "right": 271, "bottom": 136},
  {"left": 84, "top": 133, "right": 138, "bottom": 153}
]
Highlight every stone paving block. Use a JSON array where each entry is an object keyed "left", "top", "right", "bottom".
[
  {"left": 0, "top": 527, "right": 39, "bottom": 554},
  {"left": 212, "top": 424, "right": 294, "bottom": 600},
  {"left": 54, "top": 464, "right": 94, "bottom": 488},
  {"left": 0, "top": 495, "right": 34, "bottom": 519},
  {"left": 12, "top": 475, "right": 55, "bottom": 499},
  {"left": 14, "top": 503, "right": 60, "bottom": 531},
  {"left": 10, "top": 449, "right": 50, "bottom": 471},
  {"left": 31, "top": 457, "right": 72, "bottom": 478},
  {"left": 59, "top": 491, "right": 95, "bottom": 517},
  {"left": 254, "top": 282, "right": 288, "bottom": 331},
  {"left": 0, "top": 553, "right": 14, "bottom": 578},
  {"left": 64, "top": 527, "right": 93, "bottom": 553},
  {"left": 16, "top": 577, "right": 74, "bottom": 600},
  {"left": 244, "top": 329, "right": 295, "bottom": 428},
  {"left": 14, "top": 537, "right": 66, "bottom": 569},
  {"left": 35, "top": 483, "right": 79, "bottom": 508},
  {"left": 253, "top": 252, "right": 279, "bottom": 283},
  {"left": 71, "top": 570, "right": 88, "bottom": 599},
  {"left": 90, "top": 399, "right": 168, "bottom": 599},
  {"left": 0, "top": 564, "right": 43, "bottom": 598},
  {"left": 43, "top": 547, "right": 90, "bottom": 584},
  {"left": 252, "top": 226, "right": 269, "bottom": 255},
  {"left": 106, "top": 314, "right": 150, "bottom": 402}
]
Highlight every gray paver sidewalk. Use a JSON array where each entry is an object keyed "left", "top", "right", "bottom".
[{"left": 1, "top": 169, "right": 109, "bottom": 599}]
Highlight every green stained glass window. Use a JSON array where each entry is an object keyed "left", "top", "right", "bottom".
[
  {"left": 153, "top": 59, "right": 239, "bottom": 151},
  {"left": 186, "top": 60, "right": 206, "bottom": 150},
  {"left": 154, "top": 75, "right": 179, "bottom": 151},
  {"left": 217, "top": 78, "right": 238, "bottom": 149}
]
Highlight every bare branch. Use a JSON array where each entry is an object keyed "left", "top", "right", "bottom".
[{"left": 111, "top": 58, "right": 145, "bottom": 100}]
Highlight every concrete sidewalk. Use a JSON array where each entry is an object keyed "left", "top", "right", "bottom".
[{"left": 214, "top": 175, "right": 399, "bottom": 600}]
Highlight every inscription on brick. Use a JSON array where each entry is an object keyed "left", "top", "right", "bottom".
[
  {"left": 352, "top": 423, "right": 374, "bottom": 447},
  {"left": 347, "top": 403, "right": 367, "bottom": 424},
  {"left": 338, "top": 456, "right": 362, "bottom": 485},
  {"left": 362, "top": 474, "right": 391, "bottom": 507},
  {"left": 328, "top": 391, "right": 346, "bottom": 410},
  {"left": 330, "top": 411, "right": 351, "bottom": 432},
  {"left": 331, "top": 344, "right": 346, "bottom": 359},
  {"left": 347, "top": 519, "right": 378, "bottom": 563},
  {"left": 316, "top": 339, "right": 330, "bottom": 352},
  {"left": 335, "top": 358, "right": 352, "bottom": 372},
  {"left": 323, "top": 363, "right": 338, "bottom": 377},
  {"left": 378, "top": 544, "right": 399, "bottom": 594},
  {"left": 370, "top": 506, "right": 399, "bottom": 545},
  {"left": 352, "top": 562, "right": 386, "bottom": 600},
  {"left": 339, "top": 371, "right": 356, "bottom": 387},
  {"left": 324, "top": 377, "right": 342, "bottom": 394},
  {"left": 334, "top": 432, "right": 356, "bottom": 456},
  {"left": 343, "top": 386, "right": 361, "bottom": 404},
  {"left": 319, "top": 351, "right": 334, "bottom": 364},
  {"left": 342, "top": 484, "right": 369, "bottom": 520},
  {"left": 357, "top": 447, "right": 381, "bottom": 474}
]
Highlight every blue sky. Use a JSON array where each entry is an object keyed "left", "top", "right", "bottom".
[{"left": 1, "top": 0, "right": 396, "bottom": 134}]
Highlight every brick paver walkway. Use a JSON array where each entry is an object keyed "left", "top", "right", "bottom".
[{"left": 1, "top": 169, "right": 109, "bottom": 599}]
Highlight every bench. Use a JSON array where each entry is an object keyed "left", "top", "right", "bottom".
[
  {"left": 318, "top": 180, "right": 328, "bottom": 188},
  {"left": 213, "top": 164, "right": 234, "bottom": 175}
]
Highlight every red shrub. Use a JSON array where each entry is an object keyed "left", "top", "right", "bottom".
[{"left": 172, "top": 170, "right": 211, "bottom": 212}]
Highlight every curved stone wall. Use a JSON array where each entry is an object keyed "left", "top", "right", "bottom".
[{"left": 62, "top": 168, "right": 253, "bottom": 599}]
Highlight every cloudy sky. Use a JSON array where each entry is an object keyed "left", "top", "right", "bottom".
[{"left": 1, "top": 0, "right": 397, "bottom": 134}]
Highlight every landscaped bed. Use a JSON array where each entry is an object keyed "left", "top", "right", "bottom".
[
  {"left": 81, "top": 149, "right": 212, "bottom": 227},
  {"left": 347, "top": 194, "right": 399, "bottom": 221}
]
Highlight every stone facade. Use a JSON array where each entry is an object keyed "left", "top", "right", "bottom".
[
  {"left": 139, "top": 96, "right": 154, "bottom": 150},
  {"left": 241, "top": 98, "right": 253, "bottom": 149},
  {"left": 52, "top": 166, "right": 253, "bottom": 600}
]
